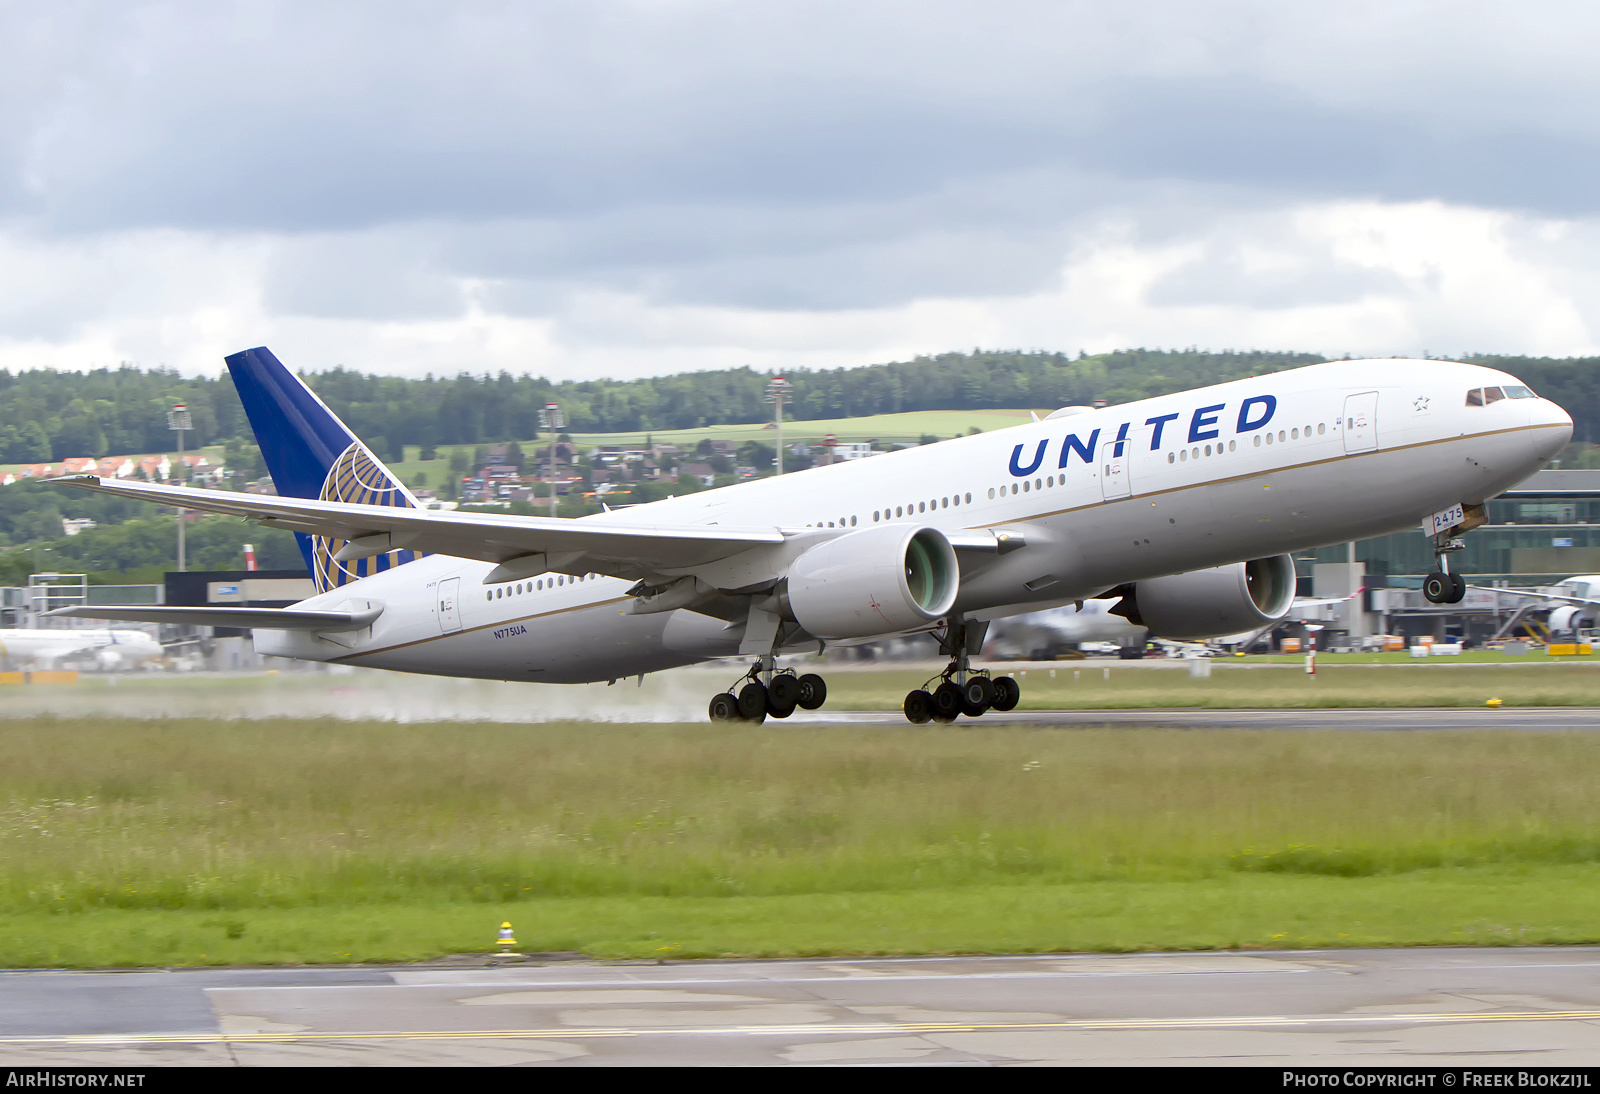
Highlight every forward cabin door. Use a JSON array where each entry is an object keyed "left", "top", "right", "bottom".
[
  {"left": 1100, "top": 425, "right": 1135, "bottom": 500},
  {"left": 1343, "top": 392, "right": 1379, "bottom": 454},
  {"left": 437, "top": 576, "right": 462, "bottom": 634}
]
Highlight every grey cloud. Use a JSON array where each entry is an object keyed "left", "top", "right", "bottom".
[{"left": 1146, "top": 246, "right": 1409, "bottom": 310}]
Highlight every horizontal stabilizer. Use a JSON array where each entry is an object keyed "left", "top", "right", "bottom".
[{"left": 45, "top": 605, "right": 383, "bottom": 632}]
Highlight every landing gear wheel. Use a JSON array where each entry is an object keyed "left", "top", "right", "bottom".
[
  {"left": 959, "top": 676, "right": 994, "bottom": 718},
  {"left": 1447, "top": 572, "right": 1467, "bottom": 604},
  {"left": 766, "top": 674, "right": 799, "bottom": 719},
  {"left": 1423, "top": 570, "right": 1451, "bottom": 604},
  {"left": 990, "top": 676, "right": 1021, "bottom": 712},
  {"left": 1118, "top": 645, "right": 1144, "bottom": 660},
  {"left": 932, "top": 681, "right": 963, "bottom": 721},
  {"left": 796, "top": 673, "right": 827, "bottom": 710},
  {"left": 903, "top": 689, "right": 933, "bottom": 724},
  {"left": 737, "top": 681, "right": 769, "bottom": 724},
  {"left": 708, "top": 692, "right": 740, "bottom": 722}
]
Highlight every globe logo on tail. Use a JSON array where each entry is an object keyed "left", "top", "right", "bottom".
[{"left": 310, "top": 443, "right": 426, "bottom": 592}]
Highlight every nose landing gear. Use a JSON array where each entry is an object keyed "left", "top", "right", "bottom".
[{"left": 1423, "top": 532, "right": 1469, "bottom": 605}]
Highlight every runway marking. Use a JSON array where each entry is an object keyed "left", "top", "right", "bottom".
[
  {"left": 13, "top": 1008, "right": 1600, "bottom": 1046},
  {"left": 210, "top": 968, "right": 1320, "bottom": 993}
]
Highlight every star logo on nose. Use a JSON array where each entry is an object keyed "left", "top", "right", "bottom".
[{"left": 1414, "top": 396, "right": 1430, "bottom": 412}]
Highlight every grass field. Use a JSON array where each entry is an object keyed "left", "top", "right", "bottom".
[
  {"left": 824, "top": 660, "right": 1600, "bottom": 709},
  {"left": 6, "top": 716, "right": 1600, "bottom": 965},
  {"left": 386, "top": 409, "right": 1038, "bottom": 488}
]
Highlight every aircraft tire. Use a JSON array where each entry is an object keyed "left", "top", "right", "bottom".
[
  {"left": 959, "top": 677, "right": 994, "bottom": 717},
  {"left": 768, "top": 673, "right": 802, "bottom": 713},
  {"left": 708, "top": 693, "right": 740, "bottom": 722},
  {"left": 797, "top": 673, "right": 827, "bottom": 710},
  {"left": 737, "top": 681, "right": 769, "bottom": 723},
  {"left": 1447, "top": 572, "right": 1467, "bottom": 604},
  {"left": 1118, "top": 646, "right": 1143, "bottom": 660},
  {"left": 903, "top": 689, "right": 933, "bottom": 724},
  {"left": 991, "top": 676, "right": 1021, "bottom": 712},
  {"left": 1422, "top": 571, "right": 1450, "bottom": 604},
  {"left": 932, "top": 681, "right": 963, "bottom": 720}
]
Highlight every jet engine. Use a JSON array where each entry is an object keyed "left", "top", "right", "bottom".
[
  {"left": 783, "top": 525, "right": 959, "bottom": 640},
  {"left": 1115, "top": 555, "right": 1296, "bottom": 640}
]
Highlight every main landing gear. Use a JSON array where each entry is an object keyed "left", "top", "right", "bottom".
[
  {"left": 708, "top": 658, "right": 827, "bottom": 724},
  {"left": 1422, "top": 532, "right": 1468, "bottom": 605},
  {"left": 902, "top": 617, "right": 1020, "bottom": 724}
]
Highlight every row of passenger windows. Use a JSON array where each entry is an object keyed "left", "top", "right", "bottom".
[
  {"left": 487, "top": 573, "right": 597, "bottom": 600},
  {"left": 1168, "top": 422, "right": 1326, "bottom": 462},
  {"left": 871, "top": 494, "right": 974, "bottom": 521},
  {"left": 1467, "top": 385, "right": 1536, "bottom": 405}
]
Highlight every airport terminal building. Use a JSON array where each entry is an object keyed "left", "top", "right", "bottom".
[{"left": 1297, "top": 469, "right": 1600, "bottom": 647}]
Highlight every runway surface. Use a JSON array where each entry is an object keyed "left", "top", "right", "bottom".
[
  {"left": 802, "top": 707, "right": 1600, "bottom": 730},
  {"left": 7, "top": 947, "right": 1600, "bottom": 1066}
]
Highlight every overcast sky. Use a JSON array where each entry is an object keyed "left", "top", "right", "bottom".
[{"left": 2, "top": 0, "right": 1598, "bottom": 379}]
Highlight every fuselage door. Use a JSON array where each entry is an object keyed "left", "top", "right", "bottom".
[
  {"left": 1100, "top": 425, "right": 1135, "bottom": 500},
  {"left": 437, "top": 576, "right": 462, "bottom": 634},
  {"left": 1342, "top": 391, "right": 1379, "bottom": 454}
]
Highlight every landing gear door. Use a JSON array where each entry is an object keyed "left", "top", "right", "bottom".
[
  {"left": 437, "top": 576, "right": 462, "bottom": 634},
  {"left": 1342, "top": 391, "right": 1379, "bottom": 454}
]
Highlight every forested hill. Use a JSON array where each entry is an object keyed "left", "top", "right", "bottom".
[{"left": 1, "top": 349, "right": 1598, "bottom": 462}]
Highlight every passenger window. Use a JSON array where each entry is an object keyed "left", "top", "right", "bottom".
[
  {"left": 1317, "top": 423, "right": 1325, "bottom": 435},
  {"left": 1168, "top": 452, "right": 1175, "bottom": 463},
  {"left": 964, "top": 493, "right": 972, "bottom": 503},
  {"left": 1291, "top": 429, "right": 1298, "bottom": 440},
  {"left": 1034, "top": 478, "right": 1041, "bottom": 490},
  {"left": 1466, "top": 388, "right": 1483, "bottom": 406},
  {"left": 1180, "top": 450, "right": 1188, "bottom": 461},
  {"left": 1228, "top": 440, "right": 1237, "bottom": 452},
  {"left": 1023, "top": 481, "right": 1030, "bottom": 492},
  {"left": 1484, "top": 387, "right": 1505, "bottom": 403},
  {"left": 987, "top": 489, "right": 995, "bottom": 499},
  {"left": 1254, "top": 435, "right": 1261, "bottom": 447}
]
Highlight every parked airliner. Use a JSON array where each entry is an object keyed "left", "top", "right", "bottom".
[
  {"left": 0, "top": 627, "right": 163, "bottom": 671},
  {"left": 51, "top": 349, "right": 1570, "bottom": 722}
]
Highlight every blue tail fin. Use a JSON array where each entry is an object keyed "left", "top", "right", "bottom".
[{"left": 226, "top": 346, "right": 425, "bottom": 592}]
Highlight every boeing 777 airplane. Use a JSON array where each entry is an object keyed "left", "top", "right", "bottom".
[{"left": 50, "top": 348, "right": 1570, "bottom": 723}]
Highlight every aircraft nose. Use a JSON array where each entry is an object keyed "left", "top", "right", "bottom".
[{"left": 1528, "top": 396, "right": 1573, "bottom": 462}]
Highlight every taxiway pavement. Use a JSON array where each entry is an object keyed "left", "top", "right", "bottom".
[{"left": 6, "top": 948, "right": 1600, "bottom": 1066}]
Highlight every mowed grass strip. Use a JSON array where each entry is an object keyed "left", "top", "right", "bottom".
[
  {"left": 825, "top": 661, "right": 1600, "bottom": 709},
  {"left": 4, "top": 717, "right": 1600, "bottom": 965}
]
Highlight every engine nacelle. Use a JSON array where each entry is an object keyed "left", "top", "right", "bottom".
[
  {"left": 785, "top": 525, "right": 959, "bottom": 640},
  {"left": 1125, "top": 555, "right": 1296, "bottom": 640}
]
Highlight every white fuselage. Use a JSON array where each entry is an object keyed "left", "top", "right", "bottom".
[
  {"left": 0, "top": 628, "right": 162, "bottom": 669},
  {"left": 255, "top": 360, "right": 1571, "bottom": 682}
]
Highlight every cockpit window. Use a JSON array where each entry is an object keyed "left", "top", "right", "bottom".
[
  {"left": 1484, "top": 386, "right": 1505, "bottom": 403},
  {"left": 1466, "top": 388, "right": 1484, "bottom": 406},
  {"left": 1503, "top": 384, "right": 1537, "bottom": 399}
]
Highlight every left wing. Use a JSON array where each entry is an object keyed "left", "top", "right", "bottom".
[{"left": 54, "top": 475, "right": 787, "bottom": 582}]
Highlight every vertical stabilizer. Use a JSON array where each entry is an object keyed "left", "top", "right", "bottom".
[{"left": 225, "top": 347, "right": 425, "bottom": 592}]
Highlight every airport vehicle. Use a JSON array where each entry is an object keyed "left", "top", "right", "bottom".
[
  {"left": 0, "top": 627, "right": 162, "bottom": 671},
  {"left": 49, "top": 349, "right": 1570, "bottom": 722}
]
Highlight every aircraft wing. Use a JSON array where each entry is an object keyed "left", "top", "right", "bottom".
[
  {"left": 45, "top": 605, "right": 383, "bottom": 631},
  {"left": 52, "top": 476, "right": 788, "bottom": 579},
  {"left": 1465, "top": 586, "right": 1600, "bottom": 609}
]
